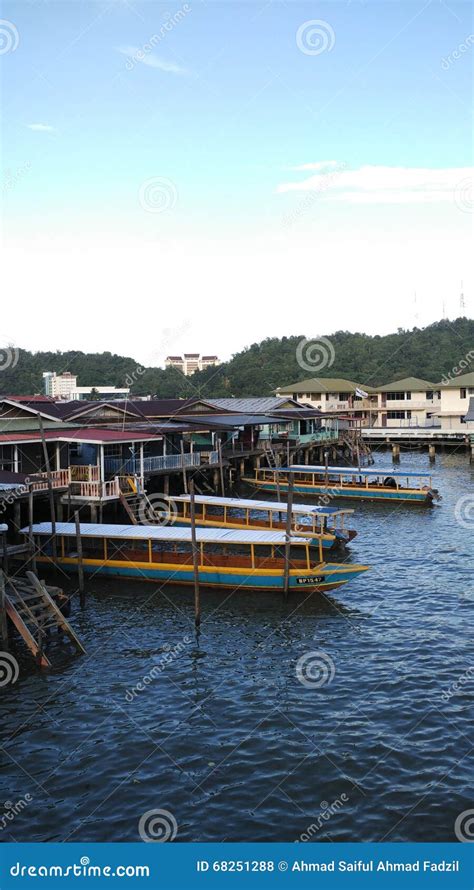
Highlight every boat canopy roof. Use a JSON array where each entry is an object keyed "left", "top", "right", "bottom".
[
  {"left": 171, "top": 494, "right": 353, "bottom": 516},
  {"left": 22, "top": 522, "right": 309, "bottom": 546},
  {"left": 278, "top": 465, "right": 434, "bottom": 479}
]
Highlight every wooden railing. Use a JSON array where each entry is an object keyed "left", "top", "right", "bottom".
[
  {"left": 69, "top": 464, "right": 100, "bottom": 482},
  {"left": 69, "top": 478, "right": 120, "bottom": 499},
  {"left": 29, "top": 470, "right": 71, "bottom": 491}
]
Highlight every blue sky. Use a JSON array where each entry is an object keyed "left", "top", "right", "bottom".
[{"left": 1, "top": 0, "right": 472, "bottom": 363}]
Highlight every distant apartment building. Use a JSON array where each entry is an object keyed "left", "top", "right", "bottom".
[
  {"left": 276, "top": 372, "right": 474, "bottom": 431},
  {"left": 165, "top": 354, "right": 221, "bottom": 376},
  {"left": 437, "top": 371, "right": 474, "bottom": 430},
  {"left": 43, "top": 371, "right": 130, "bottom": 401}
]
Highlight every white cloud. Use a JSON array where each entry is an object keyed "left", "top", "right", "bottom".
[
  {"left": 277, "top": 163, "right": 474, "bottom": 204},
  {"left": 291, "top": 160, "right": 341, "bottom": 172},
  {"left": 26, "top": 123, "right": 55, "bottom": 132},
  {"left": 118, "top": 46, "right": 188, "bottom": 75}
]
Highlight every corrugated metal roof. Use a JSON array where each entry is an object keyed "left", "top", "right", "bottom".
[
  {"left": 277, "top": 378, "right": 376, "bottom": 394},
  {"left": 208, "top": 398, "right": 298, "bottom": 412},
  {"left": 377, "top": 377, "right": 436, "bottom": 392},
  {"left": 286, "top": 465, "right": 433, "bottom": 478},
  {"left": 23, "top": 523, "right": 309, "bottom": 545},
  {"left": 171, "top": 495, "right": 352, "bottom": 516}
]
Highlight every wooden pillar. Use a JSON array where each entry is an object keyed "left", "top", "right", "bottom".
[
  {"left": 37, "top": 414, "right": 57, "bottom": 563},
  {"left": 90, "top": 504, "right": 98, "bottom": 523},
  {"left": 213, "top": 469, "right": 219, "bottom": 490},
  {"left": 28, "top": 489, "right": 37, "bottom": 574},
  {"left": 283, "top": 474, "right": 294, "bottom": 599},
  {"left": 163, "top": 475, "right": 169, "bottom": 495},
  {"left": 74, "top": 510, "right": 85, "bottom": 607},
  {"left": 99, "top": 445, "right": 105, "bottom": 482},
  {"left": 13, "top": 445, "right": 19, "bottom": 473},
  {"left": 392, "top": 443, "right": 400, "bottom": 462},
  {"left": 55, "top": 444, "right": 61, "bottom": 471},
  {"left": 239, "top": 459, "right": 245, "bottom": 477},
  {"left": 189, "top": 481, "right": 200, "bottom": 628},
  {"left": 139, "top": 442, "right": 144, "bottom": 482},
  {"left": 0, "top": 569, "right": 8, "bottom": 647},
  {"left": 13, "top": 501, "right": 21, "bottom": 541},
  {"left": 429, "top": 443, "right": 436, "bottom": 462}
]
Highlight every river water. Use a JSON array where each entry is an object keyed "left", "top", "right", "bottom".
[{"left": 1, "top": 451, "right": 473, "bottom": 843}]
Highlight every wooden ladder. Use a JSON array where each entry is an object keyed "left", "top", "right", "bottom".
[
  {"left": 2, "top": 571, "right": 86, "bottom": 668},
  {"left": 120, "top": 491, "right": 167, "bottom": 525}
]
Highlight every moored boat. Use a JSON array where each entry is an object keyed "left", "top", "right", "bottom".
[
  {"left": 165, "top": 494, "right": 357, "bottom": 551},
  {"left": 22, "top": 523, "right": 370, "bottom": 594},
  {"left": 242, "top": 465, "right": 439, "bottom": 504}
]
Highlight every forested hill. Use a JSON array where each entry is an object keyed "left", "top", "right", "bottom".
[{"left": 1, "top": 318, "right": 473, "bottom": 399}]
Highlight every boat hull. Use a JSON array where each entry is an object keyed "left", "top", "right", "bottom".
[
  {"left": 35, "top": 556, "right": 368, "bottom": 593},
  {"left": 243, "top": 478, "right": 433, "bottom": 504}
]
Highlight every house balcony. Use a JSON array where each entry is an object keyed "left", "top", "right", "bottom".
[{"left": 103, "top": 453, "right": 201, "bottom": 476}]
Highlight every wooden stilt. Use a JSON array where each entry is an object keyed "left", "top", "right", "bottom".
[
  {"left": 0, "top": 569, "right": 8, "bottom": 647},
  {"left": 189, "top": 481, "right": 200, "bottom": 627},
  {"left": 28, "top": 488, "right": 37, "bottom": 574},
  {"left": 218, "top": 443, "right": 225, "bottom": 497},
  {"left": 180, "top": 442, "right": 188, "bottom": 494},
  {"left": 74, "top": 511, "right": 85, "bottom": 607},
  {"left": 283, "top": 473, "right": 294, "bottom": 600},
  {"left": 37, "top": 414, "right": 57, "bottom": 563}
]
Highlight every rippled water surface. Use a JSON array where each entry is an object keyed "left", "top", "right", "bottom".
[{"left": 1, "top": 451, "right": 473, "bottom": 843}]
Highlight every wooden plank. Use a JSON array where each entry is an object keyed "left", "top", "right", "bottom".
[
  {"left": 25, "top": 572, "right": 86, "bottom": 655},
  {"left": 5, "top": 599, "right": 51, "bottom": 668}
]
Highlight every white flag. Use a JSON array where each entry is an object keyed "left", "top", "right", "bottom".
[{"left": 355, "top": 387, "right": 368, "bottom": 398}]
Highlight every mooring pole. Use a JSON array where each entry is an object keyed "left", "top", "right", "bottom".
[
  {"left": 0, "top": 569, "right": 8, "bottom": 648},
  {"left": 74, "top": 510, "right": 85, "bottom": 607},
  {"left": 283, "top": 473, "right": 294, "bottom": 600},
  {"left": 1, "top": 524, "right": 9, "bottom": 575},
  {"left": 28, "top": 487, "right": 37, "bottom": 574},
  {"left": 218, "top": 442, "right": 225, "bottom": 497},
  {"left": 37, "top": 413, "right": 57, "bottom": 564},
  {"left": 189, "top": 480, "right": 201, "bottom": 627},
  {"left": 180, "top": 441, "right": 188, "bottom": 495}
]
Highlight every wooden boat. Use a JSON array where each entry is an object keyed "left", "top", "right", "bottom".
[
  {"left": 242, "top": 465, "right": 439, "bottom": 504},
  {"left": 165, "top": 494, "right": 357, "bottom": 551},
  {"left": 23, "top": 523, "right": 369, "bottom": 594}
]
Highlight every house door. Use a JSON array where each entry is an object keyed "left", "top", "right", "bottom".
[{"left": 381, "top": 414, "right": 387, "bottom": 427}]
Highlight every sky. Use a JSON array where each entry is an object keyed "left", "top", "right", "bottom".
[{"left": 1, "top": 0, "right": 473, "bottom": 367}]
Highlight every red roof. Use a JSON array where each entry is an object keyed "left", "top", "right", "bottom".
[{"left": 0, "top": 427, "right": 164, "bottom": 445}]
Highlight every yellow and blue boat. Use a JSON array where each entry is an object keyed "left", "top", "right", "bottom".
[
  {"left": 166, "top": 494, "right": 357, "bottom": 551},
  {"left": 23, "top": 522, "right": 369, "bottom": 594},
  {"left": 242, "top": 465, "right": 439, "bottom": 505}
]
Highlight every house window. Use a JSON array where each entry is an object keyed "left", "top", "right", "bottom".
[
  {"left": 387, "top": 411, "right": 409, "bottom": 419},
  {"left": 426, "top": 391, "right": 433, "bottom": 400},
  {"left": 386, "top": 392, "right": 406, "bottom": 400},
  {"left": 460, "top": 388, "right": 467, "bottom": 398}
]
